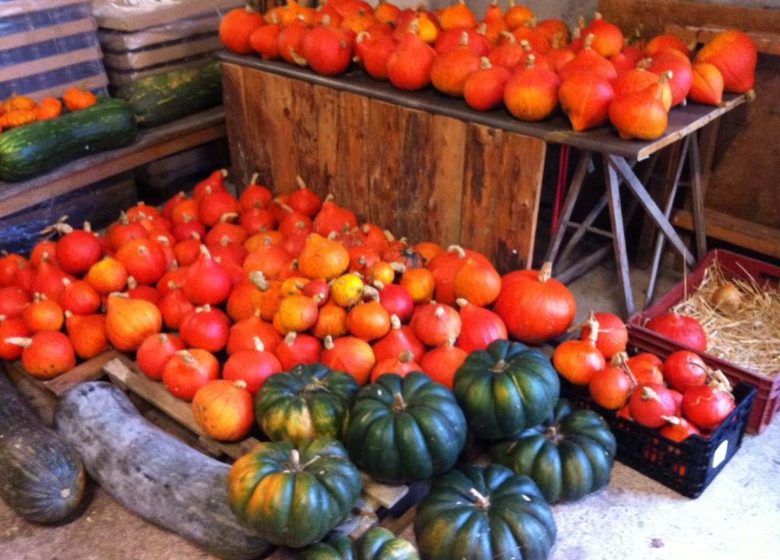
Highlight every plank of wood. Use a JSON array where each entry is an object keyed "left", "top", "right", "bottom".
[
  {"left": 461, "top": 125, "right": 546, "bottom": 272},
  {"left": 41, "top": 350, "right": 119, "bottom": 396},
  {"left": 337, "top": 92, "right": 370, "bottom": 223},
  {"left": 673, "top": 208, "right": 780, "bottom": 259},
  {"left": 221, "top": 63, "right": 252, "bottom": 188},
  {"left": 0, "top": 107, "right": 227, "bottom": 220},
  {"left": 4, "top": 361, "right": 60, "bottom": 426},
  {"left": 665, "top": 24, "right": 780, "bottom": 55},
  {"left": 598, "top": 0, "right": 780, "bottom": 37},
  {"left": 103, "top": 356, "right": 261, "bottom": 460}
]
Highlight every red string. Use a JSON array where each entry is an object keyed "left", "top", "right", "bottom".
[{"left": 552, "top": 145, "right": 571, "bottom": 235}]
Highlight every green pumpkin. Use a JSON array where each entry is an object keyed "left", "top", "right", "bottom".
[
  {"left": 490, "top": 398, "right": 616, "bottom": 503},
  {"left": 255, "top": 363, "right": 359, "bottom": 445},
  {"left": 227, "top": 438, "right": 362, "bottom": 548},
  {"left": 454, "top": 339, "right": 560, "bottom": 440},
  {"left": 414, "top": 464, "right": 556, "bottom": 560},
  {"left": 344, "top": 372, "right": 467, "bottom": 484},
  {"left": 300, "top": 527, "right": 419, "bottom": 560}
]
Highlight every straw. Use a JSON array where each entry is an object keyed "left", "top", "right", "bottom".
[{"left": 669, "top": 256, "right": 780, "bottom": 378}]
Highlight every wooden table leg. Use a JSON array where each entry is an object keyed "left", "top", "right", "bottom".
[
  {"left": 603, "top": 155, "right": 636, "bottom": 317},
  {"left": 607, "top": 154, "right": 696, "bottom": 268},
  {"left": 646, "top": 135, "right": 692, "bottom": 305},
  {"left": 546, "top": 151, "right": 593, "bottom": 267}
]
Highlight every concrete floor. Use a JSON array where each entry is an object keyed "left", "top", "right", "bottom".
[{"left": 1, "top": 258, "right": 779, "bottom": 560}]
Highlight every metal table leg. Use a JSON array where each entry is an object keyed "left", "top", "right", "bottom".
[
  {"left": 546, "top": 151, "right": 594, "bottom": 266},
  {"left": 688, "top": 132, "right": 708, "bottom": 260}
]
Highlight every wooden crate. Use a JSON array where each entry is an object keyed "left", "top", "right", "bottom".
[
  {"left": 221, "top": 62, "right": 546, "bottom": 272},
  {"left": 5, "top": 353, "right": 420, "bottom": 558}
]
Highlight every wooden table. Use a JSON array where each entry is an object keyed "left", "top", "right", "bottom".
[
  {"left": 0, "top": 107, "right": 227, "bottom": 221},
  {"left": 218, "top": 53, "right": 745, "bottom": 314}
]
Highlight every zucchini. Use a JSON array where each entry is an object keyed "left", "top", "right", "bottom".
[
  {"left": 115, "top": 62, "right": 223, "bottom": 128},
  {"left": 0, "top": 98, "right": 137, "bottom": 182},
  {"left": 54, "top": 381, "right": 270, "bottom": 560},
  {"left": 0, "top": 363, "right": 85, "bottom": 523}
]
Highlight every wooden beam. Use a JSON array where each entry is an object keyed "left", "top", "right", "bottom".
[{"left": 673, "top": 208, "right": 780, "bottom": 259}]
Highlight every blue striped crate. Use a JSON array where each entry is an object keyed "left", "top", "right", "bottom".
[{"left": 0, "top": 0, "right": 108, "bottom": 100}]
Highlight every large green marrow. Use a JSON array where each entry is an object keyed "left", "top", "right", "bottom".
[{"left": 0, "top": 98, "right": 137, "bottom": 181}]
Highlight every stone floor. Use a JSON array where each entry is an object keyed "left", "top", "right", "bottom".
[{"left": 1, "top": 258, "right": 779, "bottom": 560}]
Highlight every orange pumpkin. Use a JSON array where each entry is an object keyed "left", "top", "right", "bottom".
[
  {"left": 22, "top": 293, "right": 64, "bottom": 333},
  {"left": 219, "top": 7, "right": 265, "bottom": 54},
  {"left": 321, "top": 335, "right": 376, "bottom": 385},
  {"left": 105, "top": 293, "right": 162, "bottom": 352},
  {"left": 35, "top": 97, "right": 63, "bottom": 121},
  {"left": 399, "top": 267, "right": 435, "bottom": 303},
  {"left": 276, "top": 294, "right": 319, "bottom": 333},
  {"left": 6, "top": 331, "right": 76, "bottom": 379},
  {"left": 298, "top": 233, "right": 350, "bottom": 280},
  {"left": 63, "top": 87, "right": 97, "bottom": 111},
  {"left": 2, "top": 95, "right": 36, "bottom": 112},
  {"left": 65, "top": 312, "right": 109, "bottom": 360},
  {"left": 313, "top": 302, "right": 348, "bottom": 339},
  {"left": 346, "top": 290, "right": 391, "bottom": 341},
  {"left": 192, "top": 379, "right": 254, "bottom": 441},
  {"left": 0, "top": 109, "right": 37, "bottom": 129}
]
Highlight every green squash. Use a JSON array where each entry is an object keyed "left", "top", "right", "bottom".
[
  {"left": 0, "top": 366, "right": 85, "bottom": 523},
  {"left": 490, "top": 398, "right": 616, "bottom": 503},
  {"left": 227, "top": 438, "right": 362, "bottom": 548},
  {"left": 344, "top": 372, "right": 467, "bottom": 484},
  {"left": 453, "top": 339, "right": 560, "bottom": 440},
  {"left": 255, "top": 363, "right": 359, "bottom": 445},
  {"left": 300, "top": 527, "right": 419, "bottom": 560},
  {"left": 414, "top": 464, "right": 556, "bottom": 560}
]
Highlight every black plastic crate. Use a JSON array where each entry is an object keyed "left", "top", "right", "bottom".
[{"left": 560, "top": 379, "right": 756, "bottom": 498}]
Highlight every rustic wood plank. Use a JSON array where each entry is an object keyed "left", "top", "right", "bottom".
[
  {"left": 5, "top": 361, "right": 59, "bottom": 426},
  {"left": 365, "top": 99, "right": 404, "bottom": 235},
  {"left": 336, "top": 92, "right": 370, "bottom": 223},
  {"left": 0, "top": 108, "right": 226, "bottom": 220},
  {"left": 312, "top": 82, "right": 341, "bottom": 198},
  {"left": 461, "top": 125, "right": 546, "bottom": 271},
  {"left": 598, "top": 0, "right": 780, "bottom": 37},
  {"left": 41, "top": 350, "right": 118, "bottom": 396},
  {"left": 103, "top": 356, "right": 262, "bottom": 460},
  {"left": 221, "top": 63, "right": 252, "bottom": 188},
  {"left": 426, "top": 114, "right": 467, "bottom": 248},
  {"left": 673, "top": 208, "right": 780, "bottom": 259}
]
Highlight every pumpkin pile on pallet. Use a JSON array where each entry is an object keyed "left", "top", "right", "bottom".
[
  {"left": 220, "top": 0, "right": 757, "bottom": 140},
  {"left": 0, "top": 167, "right": 624, "bottom": 559}
]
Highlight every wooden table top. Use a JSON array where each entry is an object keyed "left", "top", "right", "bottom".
[{"left": 218, "top": 52, "right": 745, "bottom": 162}]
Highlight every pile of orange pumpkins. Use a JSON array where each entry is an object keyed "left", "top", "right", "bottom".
[
  {"left": 219, "top": 0, "right": 758, "bottom": 140},
  {"left": 0, "top": 169, "right": 579, "bottom": 441}
]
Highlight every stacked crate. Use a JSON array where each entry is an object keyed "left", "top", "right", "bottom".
[
  {"left": 0, "top": 0, "right": 108, "bottom": 99},
  {"left": 92, "top": 0, "right": 243, "bottom": 88}
]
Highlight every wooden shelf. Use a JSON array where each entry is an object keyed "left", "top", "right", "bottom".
[
  {"left": 0, "top": 107, "right": 227, "bottom": 220},
  {"left": 673, "top": 208, "right": 780, "bottom": 259}
]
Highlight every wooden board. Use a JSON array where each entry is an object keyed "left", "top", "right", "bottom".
[
  {"left": 223, "top": 60, "right": 547, "bottom": 270},
  {"left": 598, "top": 0, "right": 780, "bottom": 38}
]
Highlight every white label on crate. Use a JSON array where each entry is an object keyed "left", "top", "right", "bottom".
[{"left": 712, "top": 440, "right": 729, "bottom": 469}]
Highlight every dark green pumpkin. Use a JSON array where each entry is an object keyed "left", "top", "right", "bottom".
[
  {"left": 454, "top": 339, "right": 560, "bottom": 440},
  {"left": 255, "top": 363, "right": 359, "bottom": 445},
  {"left": 414, "top": 464, "right": 556, "bottom": 560},
  {"left": 0, "top": 365, "right": 85, "bottom": 523},
  {"left": 300, "top": 527, "right": 419, "bottom": 560},
  {"left": 490, "top": 398, "right": 616, "bottom": 503},
  {"left": 344, "top": 372, "right": 467, "bottom": 484},
  {"left": 227, "top": 438, "right": 361, "bottom": 548}
]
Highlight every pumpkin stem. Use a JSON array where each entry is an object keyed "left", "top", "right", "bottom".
[
  {"left": 220, "top": 212, "right": 239, "bottom": 223},
  {"left": 4, "top": 337, "right": 32, "bottom": 348},
  {"left": 519, "top": 39, "right": 532, "bottom": 52},
  {"left": 661, "top": 415, "right": 681, "bottom": 425},
  {"left": 295, "top": 175, "right": 307, "bottom": 190},
  {"left": 490, "top": 359, "right": 508, "bottom": 373},
  {"left": 250, "top": 172, "right": 260, "bottom": 185},
  {"left": 584, "top": 33, "right": 595, "bottom": 49},
  {"left": 288, "top": 449, "right": 301, "bottom": 471},
  {"left": 468, "top": 488, "right": 491, "bottom": 509},
  {"left": 708, "top": 369, "right": 732, "bottom": 393},
  {"left": 479, "top": 56, "right": 492, "bottom": 70},
  {"left": 538, "top": 262, "right": 553, "bottom": 283},
  {"left": 389, "top": 314, "right": 401, "bottom": 330},
  {"left": 362, "top": 285, "right": 380, "bottom": 301},
  {"left": 252, "top": 337, "right": 265, "bottom": 352},
  {"left": 447, "top": 245, "right": 467, "bottom": 259},
  {"left": 392, "top": 392, "right": 407, "bottom": 411},
  {"left": 640, "top": 386, "right": 660, "bottom": 401},
  {"left": 284, "top": 331, "right": 298, "bottom": 345},
  {"left": 176, "top": 350, "right": 195, "bottom": 364},
  {"left": 389, "top": 262, "right": 406, "bottom": 274},
  {"left": 323, "top": 335, "right": 335, "bottom": 350},
  {"left": 233, "top": 379, "right": 248, "bottom": 390},
  {"left": 456, "top": 298, "right": 469, "bottom": 308},
  {"left": 249, "top": 271, "right": 269, "bottom": 291},
  {"left": 399, "top": 349, "right": 414, "bottom": 363},
  {"left": 584, "top": 312, "right": 599, "bottom": 344},
  {"left": 525, "top": 54, "right": 536, "bottom": 69}
]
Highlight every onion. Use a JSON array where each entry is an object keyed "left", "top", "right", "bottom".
[{"left": 710, "top": 283, "right": 741, "bottom": 314}]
